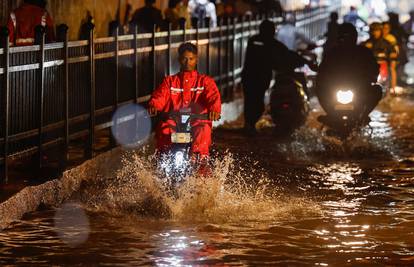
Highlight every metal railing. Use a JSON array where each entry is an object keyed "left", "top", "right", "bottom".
[{"left": 0, "top": 6, "right": 339, "bottom": 183}]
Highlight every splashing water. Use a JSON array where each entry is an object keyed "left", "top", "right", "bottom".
[
  {"left": 74, "top": 150, "right": 322, "bottom": 223},
  {"left": 272, "top": 98, "right": 401, "bottom": 162}
]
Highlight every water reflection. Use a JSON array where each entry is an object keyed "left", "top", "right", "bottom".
[{"left": 152, "top": 229, "right": 226, "bottom": 266}]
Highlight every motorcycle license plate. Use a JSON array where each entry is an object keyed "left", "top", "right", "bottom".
[
  {"left": 171, "top": 132, "right": 191, "bottom": 143},
  {"left": 335, "top": 104, "right": 354, "bottom": 111}
]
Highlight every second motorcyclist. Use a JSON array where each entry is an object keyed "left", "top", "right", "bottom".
[
  {"left": 316, "top": 23, "right": 382, "bottom": 122},
  {"left": 242, "top": 19, "right": 317, "bottom": 136}
]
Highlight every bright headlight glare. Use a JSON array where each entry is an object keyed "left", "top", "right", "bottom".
[
  {"left": 174, "top": 151, "right": 185, "bottom": 167},
  {"left": 336, "top": 90, "right": 354, "bottom": 104}
]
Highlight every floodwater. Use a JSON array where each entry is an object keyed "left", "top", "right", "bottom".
[{"left": 0, "top": 94, "right": 414, "bottom": 266}]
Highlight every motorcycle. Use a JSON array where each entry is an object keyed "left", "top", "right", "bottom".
[
  {"left": 317, "top": 83, "right": 382, "bottom": 139},
  {"left": 270, "top": 72, "right": 310, "bottom": 136},
  {"left": 157, "top": 109, "right": 210, "bottom": 186},
  {"left": 269, "top": 47, "right": 314, "bottom": 136}
]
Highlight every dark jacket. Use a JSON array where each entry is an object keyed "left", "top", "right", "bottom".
[
  {"left": 242, "top": 34, "right": 307, "bottom": 86},
  {"left": 317, "top": 44, "right": 379, "bottom": 92}
]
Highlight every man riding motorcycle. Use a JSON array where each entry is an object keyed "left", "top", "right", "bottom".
[
  {"left": 148, "top": 42, "right": 221, "bottom": 163},
  {"left": 242, "top": 19, "right": 317, "bottom": 136},
  {"left": 362, "top": 22, "right": 398, "bottom": 91},
  {"left": 316, "top": 23, "right": 382, "bottom": 124}
]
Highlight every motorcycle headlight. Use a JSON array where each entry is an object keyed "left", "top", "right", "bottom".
[
  {"left": 336, "top": 90, "right": 354, "bottom": 105},
  {"left": 174, "top": 151, "right": 185, "bottom": 167}
]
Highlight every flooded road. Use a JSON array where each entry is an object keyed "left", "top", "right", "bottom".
[{"left": 1, "top": 95, "right": 414, "bottom": 266}]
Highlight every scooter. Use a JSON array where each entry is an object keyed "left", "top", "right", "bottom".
[
  {"left": 317, "top": 84, "right": 382, "bottom": 139},
  {"left": 269, "top": 47, "right": 314, "bottom": 136},
  {"left": 157, "top": 109, "right": 210, "bottom": 186},
  {"left": 270, "top": 72, "right": 310, "bottom": 136}
]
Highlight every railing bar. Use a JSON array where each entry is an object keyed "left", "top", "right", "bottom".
[
  {"left": 68, "top": 56, "right": 89, "bottom": 64},
  {"left": 10, "top": 45, "right": 40, "bottom": 53},
  {"left": 95, "top": 37, "right": 115, "bottom": 43},
  {"left": 68, "top": 40, "right": 88, "bottom": 47}
]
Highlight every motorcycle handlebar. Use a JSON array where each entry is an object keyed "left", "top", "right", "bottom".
[{"left": 160, "top": 111, "right": 210, "bottom": 121}]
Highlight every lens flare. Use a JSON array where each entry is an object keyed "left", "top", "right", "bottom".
[
  {"left": 54, "top": 202, "right": 90, "bottom": 247},
  {"left": 111, "top": 104, "right": 151, "bottom": 148}
]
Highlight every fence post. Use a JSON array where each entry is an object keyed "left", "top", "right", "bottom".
[
  {"left": 248, "top": 14, "right": 252, "bottom": 39},
  {"left": 195, "top": 18, "right": 199, "bottom": 47},
  {"left": 133, "top": 25, "right": 139, "bottom": 103},
  {"left": 86, "top": 22, "right": 95, "bottom": 159},
  {"left": 152, "top": 24, "right": 156, "bottom": 94},
  {"left": 226, "top": 17, "right": 231, "bottom": 100},
  {"left": 35, "top": 25, "right": 46, "bottom": 172},
  {"left": 218, "top": 18, "right": 223, "bottom": 96},
  {"left": 57, "top": 24, "right": 69, "bottom": 169},
  {"left": 181, "top": 19, "right": 186, "bottom": 42},
  {"left": 206, "top": 18, "right": 211, "bottom": 76},
  {"left": 111, "top": 27, "right": 120, "bottom": 148},
  {"left": 232, "top": 17, "right": 237, "bottom": 97},
  {"left": 239, "top": 15, "right": 244, "bottom": 71},
  {"left": 1, "top": 27, "right": 10, "bottom": 183},
  {"left": 167, "top": 23, "right": 171, "bottom": 76}
]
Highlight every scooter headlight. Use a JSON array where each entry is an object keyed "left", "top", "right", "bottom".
[
  {"left": 336, "top": 90, "right": 354, "bottom": 105},
  {"left": 174, "top": 151, "right": 185, "bottom": 167}
]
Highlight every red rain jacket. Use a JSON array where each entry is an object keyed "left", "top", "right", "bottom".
[
  {"left": 7, "top": 3, "right": 55, "bottom": 46},
  {"left": 149, "top": 70, "right": 221, "bottom": 114},
  {"left": 149, "top": 70, "right": 221, "bottom": 155}
]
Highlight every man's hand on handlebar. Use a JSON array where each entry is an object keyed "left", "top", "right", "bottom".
[
  {"left": 209, "top": 111, "right": 221, "bottom": 121},
  {"left": 148, "top": 106, "right": 158, "bottom": 117}
]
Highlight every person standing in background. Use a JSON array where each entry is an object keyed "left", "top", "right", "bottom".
[
  {"left": 164, "top": 0, "right": 191, "bottom": 29},
  {"left": 7, "top": 0, "right": 55, "bottom": 46},
  {"left": 276, "top": 13, "right": 315, "bottom": 51},
  {"left": 343, "top": 6, "right": 366, "bottom": 27},
  {"left": 388, "top": 12, "right": 409, "bottom": 85},
  {"left": 188, "top": 0, "right": 217, "bottom": 28},
  {"left": 323, "top": 12, "right": 339, "bottom": 58},
  {"left": 130, "top": 0, "right": 163, "bottom": 33},
  {"left": 403, "top": 10, "right": 414, "bottom": 35}
]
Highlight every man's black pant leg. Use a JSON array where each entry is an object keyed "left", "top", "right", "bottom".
[{"left": 243, "top": 81, "right": 268, "bottom": 128}]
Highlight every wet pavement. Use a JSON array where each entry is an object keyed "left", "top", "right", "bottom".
[{"left": 0, "top": 89, "right": 414, "bottom": 265}]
